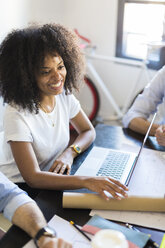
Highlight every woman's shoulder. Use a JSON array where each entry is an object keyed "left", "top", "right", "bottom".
[
  {"left": 57, "top": 90, "right": 76, "bottom": 103},
  {"left": 5, "top": 104, "right": 23, "bottom": 114},
  {"left": 5, "top": 104, "right": 32, "bottom": 117},
  {"left": 5, "top": 104, "right": 18, "bottom": 114}
]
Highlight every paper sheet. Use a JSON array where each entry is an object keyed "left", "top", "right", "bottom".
[
  {"left": 90, "top": 210, "right": 165, "bottom": 231},
  {"left": 120, "top": 144, "right": 165, "bottom": 197},
  {"left": 23, "top": 215, "right": 91, "bottom": 248}
]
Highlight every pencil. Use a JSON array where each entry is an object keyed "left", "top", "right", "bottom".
[{"left": 70, "top": 220, "right": 91, "bottom": 241}]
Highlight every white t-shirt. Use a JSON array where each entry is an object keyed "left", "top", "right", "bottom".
[
  {"left": 123, "top": 66, "right": 165, "bottom": 128},
  {"left": 0, "top": 92, "right": 80, "bottom": 183}
]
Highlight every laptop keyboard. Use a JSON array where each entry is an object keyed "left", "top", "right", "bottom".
[{"left": 96, "top": 151, "right": 130, "bottom": 180}]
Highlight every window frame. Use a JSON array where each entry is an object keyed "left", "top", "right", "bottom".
[{"left": 116, "top": 0, "right": 165, "bottom": 70}]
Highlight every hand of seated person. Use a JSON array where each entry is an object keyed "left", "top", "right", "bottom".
[
  {"left": 155, "top": 125, "right": 165, "bottom": 146},
  {"left": 84, "top": 177, "right": 128, "bottom": 201},
  {"left": 38, "top": 236, "right": 72, "bottom": 248},
  {"left": 49, "top": 150, "right": 74, "bottom": 175}
]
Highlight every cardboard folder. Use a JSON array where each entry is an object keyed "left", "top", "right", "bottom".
[{"left": 63, "top": 192, "right": 165, "bottom": 212}]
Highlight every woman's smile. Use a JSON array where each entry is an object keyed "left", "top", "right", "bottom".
[{"left": 48, "top": 80, "right": 63, "bottom": 90}]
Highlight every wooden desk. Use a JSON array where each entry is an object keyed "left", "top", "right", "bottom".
[{"left": 0, "top": 124, "right": 164, "bottom": 247}]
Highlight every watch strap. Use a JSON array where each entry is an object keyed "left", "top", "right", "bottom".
[{"left": 34, "top": 226, "right": 56, "bottom": 248}]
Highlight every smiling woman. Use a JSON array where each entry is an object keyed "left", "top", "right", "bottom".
[
  {"left": 0, "top": 24, "right": 85, "bottom": 113},
  {"left": 0, "top": 23, "right": 128, "bottom": 201}
]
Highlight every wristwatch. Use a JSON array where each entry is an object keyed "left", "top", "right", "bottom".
[
  {"left": 70, "top": 144, "right": 81, "bottom": 154},
  {"left": 34, "top": 226, "right": 56, "bottom": 247}
]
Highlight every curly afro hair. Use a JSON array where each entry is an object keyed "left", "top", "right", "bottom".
[{"left": 0, "top": 23, "right": 85, "bottom": 113}]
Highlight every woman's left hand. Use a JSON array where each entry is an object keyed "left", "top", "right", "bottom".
[
  {"left": 155, "top": 125, "right": 165, "bottom": 146},
  {"left": 49, "top": 149, "right": 74, "bottom": 175},
  {"left": 49, "top": 159, "right": 72, "bottom": 175}
]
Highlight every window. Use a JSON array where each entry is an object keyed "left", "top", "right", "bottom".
[{"left": 116, "top": 0, "right": 165, "bottom": 69}]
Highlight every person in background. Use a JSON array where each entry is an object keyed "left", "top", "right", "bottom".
[
  {"left": 0, "top": 23, "right": 128, "bottom": 201},
  {"left": 0, "top": 172, "right": 72, "bottom": 248},
  {"left": 123, "top": 66, "right": 165, "bottom": 146}
]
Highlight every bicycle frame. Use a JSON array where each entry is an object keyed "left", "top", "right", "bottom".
[
  {"left": 86, "top": 53, "right": 150, "bottom": 120},
  {"left": 75, "top": 29, "right": 151, "bottom": 120}
]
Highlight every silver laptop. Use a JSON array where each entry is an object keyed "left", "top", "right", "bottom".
[{"left": 75, "top": 113, "right": 157, "bottom": 186}]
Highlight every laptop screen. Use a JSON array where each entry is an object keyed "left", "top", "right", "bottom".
[{"left": 126, "top": 112, "right": 157, "bottom": 186}]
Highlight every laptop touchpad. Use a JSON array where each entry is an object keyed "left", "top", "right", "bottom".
[{"left": 75, "top": 157, "right": 102, "bottom": 176}]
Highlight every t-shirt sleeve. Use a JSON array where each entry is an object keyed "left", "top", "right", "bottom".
[
  {"left": 67, "top": 94, "right": 81, "bottom": 119},
  {"left": 4, "top": 107, "right": 33, "bottom": 143}
]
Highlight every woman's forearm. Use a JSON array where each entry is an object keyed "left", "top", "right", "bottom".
[
  {"left": 70, "top": 109, "right": 96, "bottom": 152},
  {"left": 129, "top": 117, "right": 159, "bottom": 136},
  {"left": 26, "top": 173, "right": 128, "bottom": 201},
  {"left": 70, "top": 128, "right": 96, "bottom": 152},
  {"left": 26, "top": 172, "right": 86, "bottom": 189}
]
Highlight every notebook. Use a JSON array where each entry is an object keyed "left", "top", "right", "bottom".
[{"left": 75, "top": 113, "right": 157, "bottom": 186}]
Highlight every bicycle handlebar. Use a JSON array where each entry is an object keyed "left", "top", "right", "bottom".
[{"left": 74, "top": 29, "right": 91, "bottom": 44}]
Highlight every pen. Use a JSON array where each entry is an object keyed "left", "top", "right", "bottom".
[
  {"left": 126, "top": 223, "right": 159, "bottom": 248},
  {"left": 70, "top": 220, "right": 91, "bottom": 241}
]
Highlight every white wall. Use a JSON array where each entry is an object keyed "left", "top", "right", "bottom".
[
  {"left": 0, "top": 0, "right": 157, "bottom": 121},
  {"left": 0, "top": 0, "right": 30, "bottom": 130},
  {"left": 0, "top": 0, "right": 29, "bottom": 42},
  {"left": 26, "top": 0, "right": 66, "bottom": 25}
]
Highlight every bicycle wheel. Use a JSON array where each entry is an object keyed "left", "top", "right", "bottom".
[{"left": 75, "top": 76, "right": 100, "bottom": 123}]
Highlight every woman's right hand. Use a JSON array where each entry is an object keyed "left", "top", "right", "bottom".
[{"left": 83, "top": 177, "right": 128, "bottom": 201}]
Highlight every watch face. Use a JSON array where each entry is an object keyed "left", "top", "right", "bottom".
[
  {"left": 71, "top": 145, "right": 81, "bottom": 154},
  {"left": 44, "top": 226, "right": 56, "bottom": 236},
  {"left": 75, "top": 146, "right": 81, "bottom": 153}
]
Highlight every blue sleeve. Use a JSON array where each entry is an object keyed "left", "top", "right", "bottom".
[
  {"left": 0, "top": 172, "right": 34, "bottom": 221},
  {"left": 123, "top": 66, "right": 165, "bottom": 127}
]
